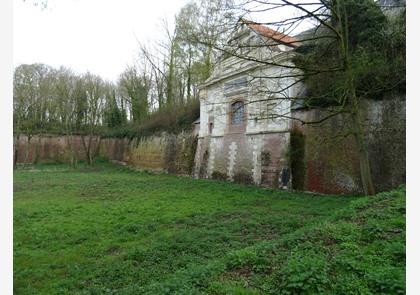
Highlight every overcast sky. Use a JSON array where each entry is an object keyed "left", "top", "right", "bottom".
[
  {"left": 13, "top": 0, "right": 313, "bottom": 83},
  {"left": 13, "top": 0, "right": 189, "bottom": 82}
]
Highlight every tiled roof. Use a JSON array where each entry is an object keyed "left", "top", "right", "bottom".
[{"left": 241, "top": 19, "right": 301, "bottom": 48}]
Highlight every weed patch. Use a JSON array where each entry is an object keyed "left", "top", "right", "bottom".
[{"left": 14, "top": 163, "right": 404, "bottom": 294}]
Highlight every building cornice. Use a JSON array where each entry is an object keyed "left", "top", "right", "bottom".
[{"left": 198, "top": 52, "right": 296, "bottom": 90}]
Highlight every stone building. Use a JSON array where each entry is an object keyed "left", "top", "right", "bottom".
[
  {"left": 193, "top": 18, "right": 406, "bottom": 194},
  {"left": 193, "top": 20, "right": 302, "bottom": 188}
]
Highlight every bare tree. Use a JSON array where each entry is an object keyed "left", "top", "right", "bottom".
[
  {"left": 53, "top": 67, "right": 80, "bottom": 167},
  {"left": 13, "top": 63, "right": 54, "bottom": 167},
  {"left": 80, "top": 73, "right": 105, "bottom": 165},
  {"left": 118, "top": 65, "right": 150, "bottom": 123},
  {"left": 194, "top": 0, "right": 405, "bottom": 195}
]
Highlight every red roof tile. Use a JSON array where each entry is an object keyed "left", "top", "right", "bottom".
[{"left": 241, "top": 19, "right": 301, "bottom": 48}]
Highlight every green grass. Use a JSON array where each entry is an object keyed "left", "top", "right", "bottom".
[{"left": 14, "top": 163, "right": 405, "bottom": 294}]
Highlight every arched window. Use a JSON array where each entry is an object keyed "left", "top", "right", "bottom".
[{"left": 231, "top": 101, "right": 245, "bottom": 125}]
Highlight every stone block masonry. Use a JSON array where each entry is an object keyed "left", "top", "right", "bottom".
[
  {"left": 194, "top": 95, "right": 405, "bottom": 194},
  {"left": 291, "top": 96, "right": 405, "bottom": 194},
  {"left": 14, "top": 132, "right": 198, "bottom": 176},
  {"left": 194, "top": 131, "right": 291, "bottom": 188},
  {"left": 14, "top": 97, "right": 405, "bottom": 195},
  {"left": 227, "top": 142, "right": 237, "bottom": 181}
]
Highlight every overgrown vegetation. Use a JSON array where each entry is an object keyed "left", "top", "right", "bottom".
[
  {"left": 14, "top": 163, "right": 405, "bottom": 294},
  {"left": 294, "top": 0, "right": 406, "bottom": 107},
  {"left": 102, "top": 99, "right": 199, "bottom": 138}
]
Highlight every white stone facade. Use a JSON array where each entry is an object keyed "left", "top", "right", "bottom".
[{"left": 194, "top": 21, "right": 301, "bottom": 187}]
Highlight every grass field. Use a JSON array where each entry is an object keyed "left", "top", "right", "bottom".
[{"left": 14, "top": 163, "right": 405, "bottom": 294}]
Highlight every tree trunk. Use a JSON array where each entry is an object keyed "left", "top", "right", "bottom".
[
  {"left": 351, "top": 108, "right": 376, "bottom": 196},
  {"left": 167, "top": 51, "right": 175, "bottom": 107},
  {"left": 94, "top": 137, "right": 102, "bottom": 160},
  {"left": 13, "top": 133, "right": 20, "bottom": 169},
  {"left": 34, "top": 136, "right": 41, "bottom": 165},
  {"left": 66, "top": 133, "right": 77, "bottom": 168},
  {"left": 81, "top": 134, "right": 94, "bottom": 165},
  {"left": 24, "top": 135, "right": 32, "bottom": 165},
  {"left": 187, "top": 45, "right": 192, "bottom": 102},
  {"left": 87, "top": 135, "right": 93, "bottom": 165},
  {"left": 81, "top": 135, "right": 89, "bottom": 165},
  {"left": 343, "top": 35, "right": 375, "bottom": 196},
  {"left": 204, "top": 45, "right": 212, "bottom": 79}
]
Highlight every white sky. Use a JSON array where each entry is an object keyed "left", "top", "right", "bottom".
[
  {"left": 13, "top": 0, "right": 189, "bottom": 82},
  {"left": 13, "top": 0, "right": 315, "bottom": 83}
]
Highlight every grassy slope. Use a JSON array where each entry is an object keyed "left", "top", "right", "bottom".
[{"left": 13, "top": 163, "right": 405, "bottom": 294}]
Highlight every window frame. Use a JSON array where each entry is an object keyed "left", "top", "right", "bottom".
[{"left": 230, "top": 100, "right": 245, "bottom": 126}]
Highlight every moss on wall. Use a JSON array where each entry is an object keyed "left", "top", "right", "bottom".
[
  {"left": 290, "top": 128, "right": 306, "bottom": 190},
  {"left": 292, "top": 95, "right": 405, "bottom": 194}
]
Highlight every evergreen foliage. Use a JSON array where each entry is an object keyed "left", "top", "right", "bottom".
[{"left": 294, "top": 0, "right": 405, "bottom": 107}]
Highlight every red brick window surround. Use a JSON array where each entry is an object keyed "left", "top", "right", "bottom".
[{"left": 231, "top": 101, "right": 245, "bottom": 125}]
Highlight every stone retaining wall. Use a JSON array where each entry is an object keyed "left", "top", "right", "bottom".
[
  {"left": 14, "top": 96, "right": 405, "bottom": 194},
  {"left": 14, "top": 132, "right": 198, "bottom": 176},
  {"left": 291, "top": 96, "right": 405, "bottom": 194}
]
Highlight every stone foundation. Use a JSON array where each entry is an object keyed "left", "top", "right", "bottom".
[{"left": 194, "top": 131, "right": 291, "bottom": 188}]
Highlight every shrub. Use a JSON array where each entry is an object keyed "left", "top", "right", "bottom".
[
  {"left": 101, "top": 99, "right": 200, "bottom": 139},
  {"left": 226, "top": 248, "right": 269, "bottom": 273},
  {"left": 271, "top": 248, "right": 330, "bottom": 295}
]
